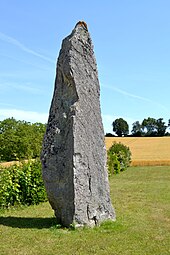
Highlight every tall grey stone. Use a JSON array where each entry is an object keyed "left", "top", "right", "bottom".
[{"left": 41, "top": 21, "right": 115, "bottom": 227}]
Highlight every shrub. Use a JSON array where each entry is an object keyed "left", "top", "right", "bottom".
[
  {"left": 0, "top": 159, "right": 47, "bottom": 208},
  {"left": 107, "top": 142, "right": 131, "bottom": 176}
]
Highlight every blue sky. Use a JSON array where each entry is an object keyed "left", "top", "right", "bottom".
[{"left": 0, "top": 0, "right": 170, "bottom": 134}]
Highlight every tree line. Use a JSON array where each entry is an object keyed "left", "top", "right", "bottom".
[
  {"left": 106, "top": 117, "right": 170, "bottom": 137},
  {"left": 1, "top": 116, "right": 169, "bottom": 162},
  {"left": 0, "top": 118, "right": 46, "bottom": 162}
]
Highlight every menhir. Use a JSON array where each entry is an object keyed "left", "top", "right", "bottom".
[{"left": 41, "top": 21, "right": 116, "bottom": 227}]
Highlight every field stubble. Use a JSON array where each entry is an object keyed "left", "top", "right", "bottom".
[{"left": 105, "top": 137, "right": 170, "bottom": 166}]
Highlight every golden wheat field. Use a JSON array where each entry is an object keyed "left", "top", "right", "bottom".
[
  {"left": 1, "top": 137, "right": 170, "bottom": 167},
  {"left": 105, "top": 137, "right": 170, "bottom": 166}
]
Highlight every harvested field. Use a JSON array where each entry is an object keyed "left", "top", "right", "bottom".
[
  {"left": 0, "top": 161, "right": 21, "bottom": 168},
  {"left": 0, "top": 159, "right": 34, "bottom": 168},
  {"left": 105, "top": 137, "right": 170, "bottom": 166},
  {"left": 1, "top": 137, "right": 170, "bottom": 167}
]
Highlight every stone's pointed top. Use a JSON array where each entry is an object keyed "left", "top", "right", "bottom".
[
  {"left": 68, "top": 20, "right": 90, "bottom": 46},
  {"left": 75, "top": 21, "right": 88, "bottom": 31}
]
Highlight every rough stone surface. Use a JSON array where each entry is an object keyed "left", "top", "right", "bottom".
[{"left": 41, "top": 21, "right": 116, "bottom": 227}]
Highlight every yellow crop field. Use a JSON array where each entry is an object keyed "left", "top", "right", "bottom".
[
  {"left": 105, "top": 137, "right": 170, "bottom": 166},
  {"left": 1, "top": 137, "right": 170, "bottom": 167}
]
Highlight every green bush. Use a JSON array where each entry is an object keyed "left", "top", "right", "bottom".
[
  {"left": 107, "top": 142, "right": 131, "bottom": 176},
  {"left": 0, "top": 159, "right": 47, "bottom": 208}
]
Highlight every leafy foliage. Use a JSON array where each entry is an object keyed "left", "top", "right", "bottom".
[
  {"left": 112, "top": 118, "right": 129, "bottom": 137},
  {"left": 142, "top": 117, "right": 158, "bottom": 136},
  {"left": 107, "top": 142, "right": 131, "bottom": 175},
  {"left": 110, "top": 117, "right": 170, "bottom": 137},
  {"left": 155, "top": 118, "right": 167, "bottom": 136},
  {"left": 131, "top": 121, "right": 143, "bottom": 136},
  {"left": 131, "top": 117, "right": 167, "bottom": 137},
  {"left": 0, "top": 118, "right": 46, "bottom": 162},
  {"left": 0, "top": 159, "right": 47, "bottom": 208}
]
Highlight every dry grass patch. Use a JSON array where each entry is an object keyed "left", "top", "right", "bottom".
[{"left": 0, "top": 159, "right": 35, "bottom": 168}]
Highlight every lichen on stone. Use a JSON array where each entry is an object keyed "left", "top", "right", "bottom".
[{"left": 76, "top": 21, "right": 88, "bottom": 30}]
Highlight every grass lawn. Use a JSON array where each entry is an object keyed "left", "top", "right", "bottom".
[{"left": 0, "top": 166, "right": 170, "bottom": 255}]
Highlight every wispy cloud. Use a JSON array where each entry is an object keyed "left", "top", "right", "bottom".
[
  {"left": 13, "top": 83, "right": 43, "bottom": 94},
  {"left": 0, "top": 82, "right": 44, "bottom": 94},
  {"left": 0, "top": 109, "right": 48, "bottom": 123},
  {"left": 0, "top": 53, "right": 53, "bottom": 71},
  {"left": 102, "top": 84, "right": 152, "bottom": 102},
  {"left": 111, "top": 86, "right": 152, "bottom": 102},
  {"left": 102, "top": 84, "right": 168, "bottom": 111},
  {"left": 0, "top": 31, "right": 55, "bottom": 64}
]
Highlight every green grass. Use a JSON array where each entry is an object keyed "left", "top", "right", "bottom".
[{"left": 0, "top": 166, "right": 170, "bottom": 255}]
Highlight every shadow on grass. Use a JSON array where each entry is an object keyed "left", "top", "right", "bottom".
[{"left": 0, "top": 216, "right": 57, "bottom": 229}]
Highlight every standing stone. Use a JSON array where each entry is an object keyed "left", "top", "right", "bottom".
[{"left": 41, "top": 21, "right": 115, "bottom": 227}]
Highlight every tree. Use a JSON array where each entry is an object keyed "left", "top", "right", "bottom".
[
  {"left": 30, "top": 123, "right": 46, "bottom": 158},
  {"left": 156, "top": 118, "right": 167, "bottom": 136},
  {"left": 0, "top": 118, "right": 19, "bottom": 161},
  {"left": 112, "top": 118, "right": 129, "bottom": 137},
  {"left": 131, "top": 121, "right": 143, "bottom": 136},
  {"left": 168, "top": 119, "right": 170, "bottom": 127},
  {"left": 141, "top": 117, "right": 167, "bottom": 136},
  {"left": 0, "top": 118, "right": 46, "bottom": 162},
  {"left": 142, "top": 117, "right": 157, "bottom": 136}
]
